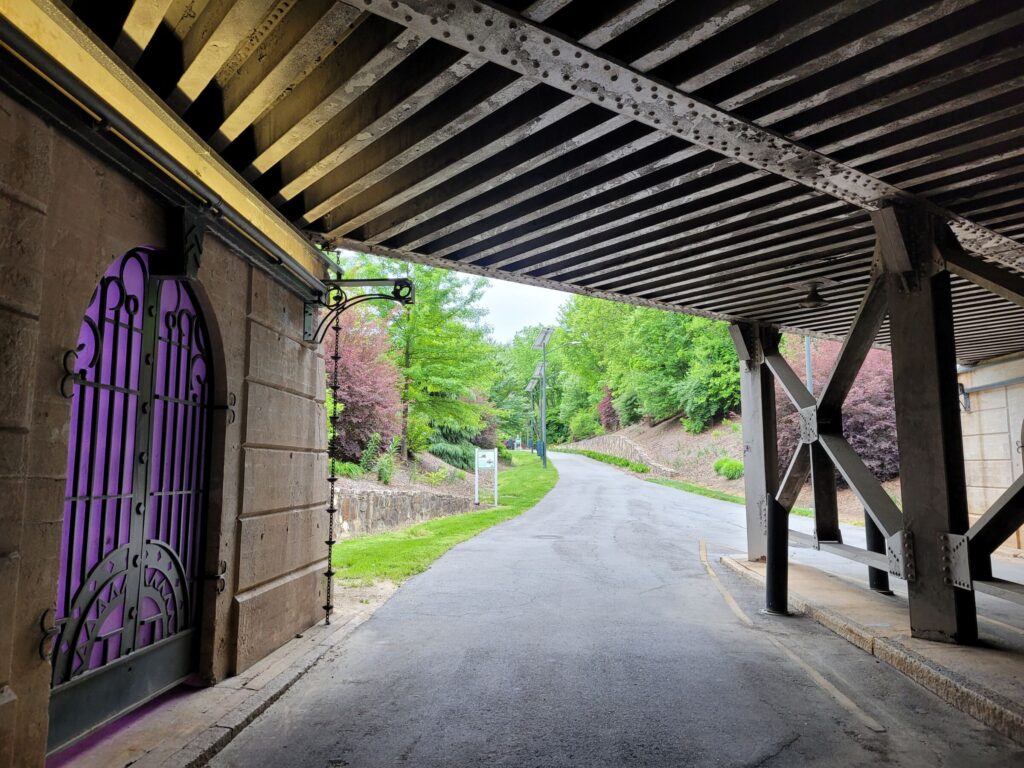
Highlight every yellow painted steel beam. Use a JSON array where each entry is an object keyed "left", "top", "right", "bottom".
[{"left": 0, "top": 0, "right": 324, "bottom": 283}]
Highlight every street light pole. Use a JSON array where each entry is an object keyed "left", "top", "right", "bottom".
[
  {"left": 540, "top": 342, "right": 548, "bottom": 468},
  {"left": 532, "top": 327, "right": 554, "bottom": 468}
]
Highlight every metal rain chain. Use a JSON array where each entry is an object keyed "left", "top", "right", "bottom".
[{"left": 305, "top": 277, "right": 415, "bottom": 625}]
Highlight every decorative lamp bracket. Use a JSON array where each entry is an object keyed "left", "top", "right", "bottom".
[{"left": 304, "top": 278, "right": 414, "bottom": 343}]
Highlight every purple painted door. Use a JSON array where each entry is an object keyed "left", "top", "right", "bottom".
[{"left": 49, "top": 249, "right": 211, "bottom": 749}]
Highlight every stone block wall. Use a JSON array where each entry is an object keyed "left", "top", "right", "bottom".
[
  {"left": 234, "top": 271, "right": 327, "bottom": 671},
  {"left": 339, "top": 488, "right": 473, "bottom": 538},
  {"left": 959, "top": 354, "right": 1024, "bottom": 551},
  {"left": 557, "top": 433, "right": 675, "bottom": 474},
  {"left": 0, "top": 90, "right": 327, "bottom": 765}
]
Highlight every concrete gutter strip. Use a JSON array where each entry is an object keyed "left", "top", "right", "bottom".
[
  {"left": 159, "top": 607, "right": 376, "bottom": 768},
  {"left": 719, "top": 556, "right": 1024, "bottom": 748}
]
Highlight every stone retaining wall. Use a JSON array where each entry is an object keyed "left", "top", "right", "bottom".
[
  {"left": 558, "top": 434, "right": 676, "bottom": 475},
  {"left": 339, "top": 488, "right": 473, "bottom": 537}
]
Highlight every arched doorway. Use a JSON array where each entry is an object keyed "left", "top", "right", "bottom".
[{"left": 48, "top": 248, "right": 213, "bottom": 751}]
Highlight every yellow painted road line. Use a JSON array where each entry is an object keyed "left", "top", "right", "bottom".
[
  {"left": 698, "top": 538, "right": 752, "bottom": 627},
  {"left": 698, "top": 539, "right": 886, "bottom": 734}
]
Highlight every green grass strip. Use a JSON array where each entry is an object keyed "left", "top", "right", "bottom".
[
  {"left": 646, "top": 477, "right": 819, "bottom": 520},
  {"left": 333, "top": 451, "right": 558, "bottom": 585},
  {"left": 554, "top": 447, "right": 649, "bottom": 473}
]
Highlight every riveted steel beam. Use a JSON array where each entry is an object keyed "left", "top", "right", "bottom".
[
  {"left": 818, "top": 273, "right": 889, "bottom": 411},
  {"left": 353, "top": 0, "right": 1024, "bottom": 267},
  {"left": 777, "top": 445, "right": 810, "bottom": 513},
  {"left": 882, "top": 204, "right": 977, "bottom": 642},
  {"left": 764, "top": 353, "right": 816, "bottom": 412},
  {"left": 818, "top": 433, "right": 902, "bottom": 540},
  {"left": 967, "top": 473, "right": 1024, "bottom": 559},
  {"left": 944, "top": 247, "right": 1024, "bottom": 309},
  {"left": 332, "top": 237, "right": 735, "bottom": 323}
]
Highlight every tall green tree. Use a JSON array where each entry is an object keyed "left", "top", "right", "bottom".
[
  {"left": 489, "top": 324, "right": 548, "bottom": 442},
  {"left": 542, "top": 295, "right": 741, "bottom": 437},
  {"left": 337, "top": 253, "right": 496, "bottom": 459}
]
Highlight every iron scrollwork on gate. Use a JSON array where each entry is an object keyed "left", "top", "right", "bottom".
[{"left": 51, "top": 248, "right": 212, "bottom": 686}]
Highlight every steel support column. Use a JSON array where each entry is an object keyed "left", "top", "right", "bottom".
[
  {"left": 809, "top": 442, "right": 841, "bottom": 545},
  {"left": 877, "top": 205, "right": 978, "bottom": 643},
  {"left": 730, "top": 324, "right": 779, "bottom": 566},
  {"left": 864, "top": 511, "right": 893, "bottom": 595}
]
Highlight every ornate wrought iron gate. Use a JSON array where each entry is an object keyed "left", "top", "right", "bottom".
[{"left": 48, "top": 248, "right": 212, "bottom": 751}]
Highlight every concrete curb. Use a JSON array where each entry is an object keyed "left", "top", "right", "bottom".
[
  {"left": 159, "top": 608, "right": 375, "bottom": 768},
  {"left": 719, "top": 556, "right": 1024, "bottom": 747}
]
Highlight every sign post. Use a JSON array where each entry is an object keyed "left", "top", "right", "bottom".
[{"left": 474, "top": 448, "right": 498, "bottom": 506}]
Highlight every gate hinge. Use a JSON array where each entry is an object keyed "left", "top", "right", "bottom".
[
  {"left": 38, "top": 607, "right": 62, "bottom": 661},
  {"left": 205, "top": 560, "right": 228, "bottom": 594},
  {"left": 213, "top": 393, "right": 237, "bottom": 425}
]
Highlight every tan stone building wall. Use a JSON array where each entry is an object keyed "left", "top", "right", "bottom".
[
  {"left": 958, "top": 353, "right": 1024, "bottom": 551},
  {"left": 0, "top": 90, "right": 326, "bottom": 765}
]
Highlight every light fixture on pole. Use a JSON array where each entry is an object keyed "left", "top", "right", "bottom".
[
  {"left": 532, "top": 329, "right": 554, "bottom": 468},
  {"left": 525, "top": 377, "right": 538, "bottom": 450}
]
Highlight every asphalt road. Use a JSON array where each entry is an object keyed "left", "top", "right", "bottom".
[{"left": 212, "top": 452, "right": 1024, "bottom": 767}]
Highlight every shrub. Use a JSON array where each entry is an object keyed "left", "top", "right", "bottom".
[
  {"left": 359, "top": 432, "right": 382, "bottom": 472},
  {"left": 428, "top": 440, "right": 476, "bottom": 471},
  {"left": 598, "top": 387, "right": 620, "bottom": 431},
  {"left": 497, "top": 444, "right": 512, "bottom": 464},
  {"left": 713, "top": 457, "right": 744, "bottom": 480},
  {"left": 333, "top": 461, "right": 363, "bottom": 479},
  {"left": 568, "top": 410, "right": 603, "bottom": 441},
  {"left": 470, "top": 406, "right": 499, "bottom": 449},
  {"left": 676, "top": 322, "right": 741, "bottom": 433},
  {"left": 376, "top": 453, "right": 394, "bottom": 485},
  {"left": 775, "top": 338, "right": 898, "bottom": 483},
  {"left": 324, "top": 312, "right": 400, "bottom": 463},
  {"left": 422, "top": 468, "right": 448, "bottom": 486},
  {"left": 406, "top": 413, "right": 432, "bottom": 455},
  {"left": 429, "top": 423, "right": 479, "bottom": 471}
]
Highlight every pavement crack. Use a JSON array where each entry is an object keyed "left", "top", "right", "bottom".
[{"left": 747, "top": 733, "right": 800, "bottom": 767}]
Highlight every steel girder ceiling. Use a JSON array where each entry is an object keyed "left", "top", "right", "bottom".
[{"left": 41, "top": 0, "right": 1024, "bottom": 361}]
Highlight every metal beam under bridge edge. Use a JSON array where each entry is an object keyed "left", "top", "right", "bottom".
[{"left": 879, "top": 204, "right": 978, "bottom": 644}]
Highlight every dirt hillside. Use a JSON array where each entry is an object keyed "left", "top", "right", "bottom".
[{"left": 578, "top": 414, "right": 901, "bottom": 527}]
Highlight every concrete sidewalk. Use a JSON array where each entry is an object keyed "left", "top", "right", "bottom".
[
  {"left": 51, "top": 582, "right": 395, "bottom": 768},
  {"left": 722, "top": 556, "right": 1024, "bottom": 747}
]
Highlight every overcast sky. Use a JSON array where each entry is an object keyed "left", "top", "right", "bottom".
[
  {"left": 480, "top": 276, "right": 568, "bottom": 343},
  {"left": 334, "top": 249, "right": 568, "bottom": 343}
]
